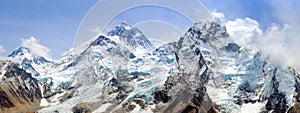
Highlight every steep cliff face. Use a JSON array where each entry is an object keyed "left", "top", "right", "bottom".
[
  {"left": 0, "top": 59, "right": 42, "bottom": 113},
  {"left": 288, "top": 68, "right": 300, "bottom": 113},
  {"left": 192, "top": 19, "right": 297, "bottom": 112}
]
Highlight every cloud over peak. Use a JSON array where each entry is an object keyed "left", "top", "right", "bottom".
[
  {"left": 21, "top": 36, "right": 51, "bottom": 59},
  {"left": 226, "top": 17, "right": 263, "bottom": 47},
  {"left": 213, "top": 11, "right": 300, "bottom": 71}
]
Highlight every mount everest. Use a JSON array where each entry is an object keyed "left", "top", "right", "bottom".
[{"left": 0, "top": 17, "right": 300, "bottom": 113}]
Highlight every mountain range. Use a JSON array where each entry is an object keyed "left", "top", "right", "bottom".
[{"left": 0, "top": 17, "right": 300, "bottom": 113}]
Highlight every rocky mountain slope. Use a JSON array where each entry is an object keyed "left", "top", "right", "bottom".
[{"left": 0, "top": 58, "right": 42, "bottom": 113}]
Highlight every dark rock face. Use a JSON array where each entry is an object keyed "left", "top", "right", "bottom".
[
  {"left": 72, "top": 103, "right": 92, "bottom": 113},
  {"left": 153, "top": 90, "right": 170, "bottom": 104},
  {"left": 288, "top": 68, "right": 300, "bottom": 113},
  {"left": 0, "top": 89, "right": 15, "bottom": 108},
  {"left": 291, "top": 68, "right": 300, "bottom": 102},
  {"left": 224, "top": 43, "right": 240, "bottom": 52},
  {"left": 182, "top": 94, "right": 217, "bottom": 113},
  {"left": 0, "top": 60, "right": 42, "bottom": 112},
  {"left": 106, "top": 75, "right": 134, "bottom": 102},
  {"left": 90, "top": 35, "right": 116, "bottom": 47},
  {"left": 94, "top": 73, "right": 135, "bottom": 111},
  {"left": 265, "top": 68, "right": 288, "bottom": 112},
  {"left": 234, "top": 81, "right": 257, "bottom": 105}
]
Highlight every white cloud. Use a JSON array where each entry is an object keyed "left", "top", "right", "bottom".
[
  {"left": 211, "top": 11, "right": 225, "bottom": 20},
  {"left": 226, "top": 17, "right": 263, "bottom": 47},
  {"left": 260, "top": 0, "right": 300, "bottom": 70},
  {"left": 219, "top": 9, "right": 300, "bottom": 71},
  {"left": 0, "top": 44, "right": 6, "bottom": 53},
  {"left": 256, "top": 24, "right": 290, "bottom": 66},
  {"left": 21, "top": 37, "right": 52, "bottom": 59}
]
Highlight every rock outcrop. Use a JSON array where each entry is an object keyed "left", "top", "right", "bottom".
[{"left": 0, "top": 60, "right": 42, "bottom": 113}]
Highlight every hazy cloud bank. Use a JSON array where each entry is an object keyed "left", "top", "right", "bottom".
[{"left": 212, "top": 10, "right": 300, "bottom": 71}]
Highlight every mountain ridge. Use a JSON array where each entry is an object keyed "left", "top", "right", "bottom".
[
  {"left": 8, "top": 46, "right": 53, "bottom": 76},
  {"left": 1, "top": 19, "right": 300, "bottom": 113}
]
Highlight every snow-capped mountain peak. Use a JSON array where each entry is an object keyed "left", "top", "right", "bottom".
[
  {"left": 8, "top": 46, "right": 30, "bottom": 57},
  {"left": 8, "top": 46, "right": 53, "bottom": 76},
  {"left": 107, "top": 22, "right": 153, "bottom": 52}
]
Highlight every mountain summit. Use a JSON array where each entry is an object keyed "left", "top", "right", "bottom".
[
  {"left": 107, "top": 22, "right": 153, "bottom": 54},
  {"left": 8, "top": 46, "right": 53, "bottom": 76}
]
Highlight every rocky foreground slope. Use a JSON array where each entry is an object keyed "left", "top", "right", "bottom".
[{"left": 0, "top": 58, "right": 42, "bottom": 112}]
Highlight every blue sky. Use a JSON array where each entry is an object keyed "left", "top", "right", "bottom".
[
  {"left": 0, "top": 0, "right": 299, "bottom": 59},
  {"left": 201, "top": 0, "right": 279, "bottom": 30},
  {"left": 0, "top": 0, "right": 98, "bottom": 59}
]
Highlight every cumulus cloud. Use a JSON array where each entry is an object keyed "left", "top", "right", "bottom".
[
  {"left": 0, "top": 44, "right": 6, "bottom": 53},
  {"left": 214, "top": 10, "right": 300, "bottom": 71},
  {"left": 265, "top": 0, "right": 300, "bottom": 70},
  {"left": 21, "top": 37, "right": 52, "bottom": 59},
  {"left": 226, "top": 17, "right": 263, "bottom": 47},
  {"left": 256, "top": 24, "right": 292, "bottom": 67}
]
